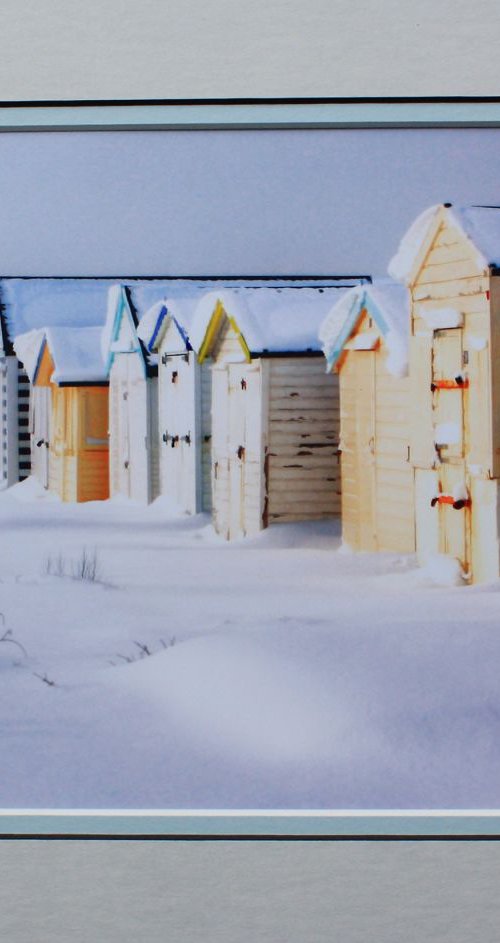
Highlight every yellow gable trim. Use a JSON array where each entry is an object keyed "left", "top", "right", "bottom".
[{"left": 197, "top": 300, "right": 251, "bottom": 363}]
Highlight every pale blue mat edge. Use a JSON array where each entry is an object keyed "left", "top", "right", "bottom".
[
  {"left": 0, "top": 813, "right": 499, "bottom": 836},
  {"left": 0, "top": 102, "right": 499, "bottom": 129}
]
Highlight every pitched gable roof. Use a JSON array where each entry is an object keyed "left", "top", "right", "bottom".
[
  {"left": 319, "top": 279, "right": 410, "bottom": 376},
  {"left": 388, "top": 203, "right": 500, "bottom": 284},
  {"left": 190, "top": 286, "right": 353, "bottom": 359}
]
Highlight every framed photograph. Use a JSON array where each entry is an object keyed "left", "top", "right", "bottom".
[{"left": 1, "top": 98, "right": 500, "bottom": 843}]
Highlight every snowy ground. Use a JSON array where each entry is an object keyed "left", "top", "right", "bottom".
[{"left": 0, "top": 478, "right": 499, "bottom": 810}]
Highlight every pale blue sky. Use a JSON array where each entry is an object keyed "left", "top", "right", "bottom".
[{"left": 0, "top": 128, "right": 498, "bottom": 277}]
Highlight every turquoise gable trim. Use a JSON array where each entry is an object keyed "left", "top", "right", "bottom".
[{"left": 327, "top": 290, "right": 391, "bottom": 371}]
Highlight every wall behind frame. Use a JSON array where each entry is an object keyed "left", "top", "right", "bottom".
[
  {"left": 1, "top": 0, "right": 500, "bottom": 99},
  {"left": 1, "top": 839, "right": 499, "bottom": 942},
  {"left": 3, "top": 0, "right": 500, "bottom": 939}
]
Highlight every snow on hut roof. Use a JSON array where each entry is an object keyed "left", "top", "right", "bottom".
[
  {"left": 0, "top": 279, "right": 115, "bottom": 339},
  {"left": 388, "top": 204, "right": 500, "bottom": 282},
  {"left": 319, "top": 279, "right": 410, "bottom": 376},
  {"left": 12, "top": 329, "right": 46, "bottom": 382},
  {"left": 42, "top": 327, "right": 107, "bottom": 384},
  {"left": 138, "top": 295, "right": 202, "bottom": 351},
  {"left": 189, "top": 286, "right": 353, "bottom": 356}
]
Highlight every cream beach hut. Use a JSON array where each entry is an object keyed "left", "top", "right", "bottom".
[
  {"left": 319, "top": 280, "right": 414, "bottom": 553},
  {"left": 191, "top": 286, "right": 348, "bottom": 539},
  {"left": 102, "top": 284, "right": 160, "bottom": 504},
  {"left": 138, "top": 294, "right": 212, "bottom": 514},
  {"left": 27, "top": 327, "right": 109, "bottom": 502},
  {"left": 389, "top": 202, "right": 500, "bottom": 583},
  {"left": 2, "top": 278, "right": 127, "bottom": 491}
]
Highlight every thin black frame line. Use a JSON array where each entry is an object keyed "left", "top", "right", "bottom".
[
  {"left": 1, "top": 97, "right": 500, "bottom": 107},
  {"left": 1, "top": 834, "right": 500, "bottom": 842},
  {"left": 0, "top": 274, "right": 370, "bottom": 281}
]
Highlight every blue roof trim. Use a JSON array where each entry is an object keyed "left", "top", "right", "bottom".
[
  {"left": 107, "top": 286, "right": 146, "bottom": 378},
  {"left": 172, "top": 315, "right": 193, "bottom": 352},
  {"left": 326, "top": 289, "right": 390, "bottom": 371},
  {"left": 149, "top": 308, "right": 193, "bottom": 353},
  {"left": 148, "top": 305, "right": 168, "bottom": 351}
]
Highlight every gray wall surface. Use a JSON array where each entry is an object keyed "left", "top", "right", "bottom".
[
  {"left": 0, "top": 0, "right": 499, "bottom": 99},
  {"left": 1, "top": 840, "right": 499, "bottom": 943}
]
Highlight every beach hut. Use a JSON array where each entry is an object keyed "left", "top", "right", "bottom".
[
  {"left": 190, "top": 286, "right": 348, "bottom": 539},
  {"left": 319, "top": 280, "right": 414, "bottom": 553},
  {"left": 138, "top": 294, "right": 212, "bottom": 514},
  {"left": 2, "top": 277, "right": 135, "bottom": 491},
  {"left": 389, "top": 202, "right": 500, "bottom": 583},
  {"left": 13, "top": 329, "right": 49, "bottom": 487},
  {"left": 0, "top": 318, "right": 31, "bottom": 487},
  {"left": 102, "top": 284, "right": 160, "bottom": 504},
  {"left": 28, "top": 327, "right": 109, "bottom": 502}
]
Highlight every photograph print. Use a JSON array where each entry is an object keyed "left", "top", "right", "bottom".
[{"left": 0, "top": 123, "right": 499, "bottom": 811}]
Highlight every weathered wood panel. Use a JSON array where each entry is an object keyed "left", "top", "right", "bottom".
[{"left": 267, "top": 356, "right": 339, "bottom": 524}]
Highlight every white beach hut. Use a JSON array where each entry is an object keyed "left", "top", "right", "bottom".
[
  {"left": 319, "top": 280, "right": 414, "bottom": 553},
  {"left": 0, "top": 317, "right": 31, "bottom": 487},
  {"left": 102, "top": 284, "right": 160, "bottom": 504},
  {"left": 191, "top": 286, "right": 348, "bottom": 539},
  {"left": 138, "top": 294, "right": 212, "bottom": 514}
]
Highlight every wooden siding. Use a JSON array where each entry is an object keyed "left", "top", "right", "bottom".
[
  {"left": 30, "top": 385, "right": 51, "bottom": 488},
  {"left": 210, "top": 314, "right": 248, "bottom": 363},
  {"left": 158, "top": 322, "right": 198, "bottom": 514},
  {"left": 48, "top": 385, "right": 109, "bottom": 503},
  {"left": 337, "top": 305, "right": 414, "bottom": 554},
  {"left": 410, "top": 210, "right": 492, "bottom": 581},
  {"left": 109, "top": 353, "right": 152, "bottom": 504},
  {"left": 148, "top": 376, "right": 160, "bottom": 502},
  {"left": 208, "top": 315, "right": 263, "bottom": 538},
  {"left": 200, "top": 359, "right": 212, "bottom": 512},
  {"left": 267, "top": 357, "right": 340, "bottom": 524}
]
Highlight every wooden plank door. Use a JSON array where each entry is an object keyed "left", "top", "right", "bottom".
[
  {"left": 339, "top": 351, "right": 376, "bottom": 551},
  {"left": 32, "top": 386, "right": 51, "bottom": 488},
  {"left": 355, "top": 352, "right": 377, "bottom": 551},
  {"left": 228, "top": 363, "right": 247, "bottom": 538},
  {"left": 227, "top": 363, "right": 263, "bottom": 538},
  {"left": 161, "top": 351, "right": 196, "bottom": 512},
  {"left": 147, "top": 377, "right": 160, "bottom": 502},
  {"left": 431, "top": 328, "right": 470, "bottom": 574},
  {"left": 127, "top": 358, "right": 149, "bottom": 503},
  {"left": 211, "top": 365, "right": 230, "bottom": 537},
  {"left": 432, "top": 330, "right": 464, "bottom": 460},
  {"left": 110, "top": 358, "right": 131, "bottom": 498},
  {"left": 40, "top": 387, "right": 50, "bottom": 489}
]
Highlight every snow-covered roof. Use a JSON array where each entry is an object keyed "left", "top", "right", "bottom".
[
  {"left": 189, "top": 286, "right": 355, "bottom": 356},
  {"left": 138, "top": 296, "right": 202, "bottom": 352},
  {"left": 319, "top": 279, "right": 410, "bottom": 376},
  {"left": 0, "top": 279, "right": 115, "bottom": 340},
  {"left": 388, "top": 204, "right": 500, "bottom": 283},
  {"left": 40, "top": 327, "right": 107, "bottom": 384},
  {"left": 12, "top": 329, "right": 46, "bottom": 382}
]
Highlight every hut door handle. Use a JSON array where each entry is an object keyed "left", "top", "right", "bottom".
[
  {"left": 368, "top": 436, "right": 375, "bottom": 454},
  {"left": 237, "top": 445, "right": 245, "bottom": 460}
]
